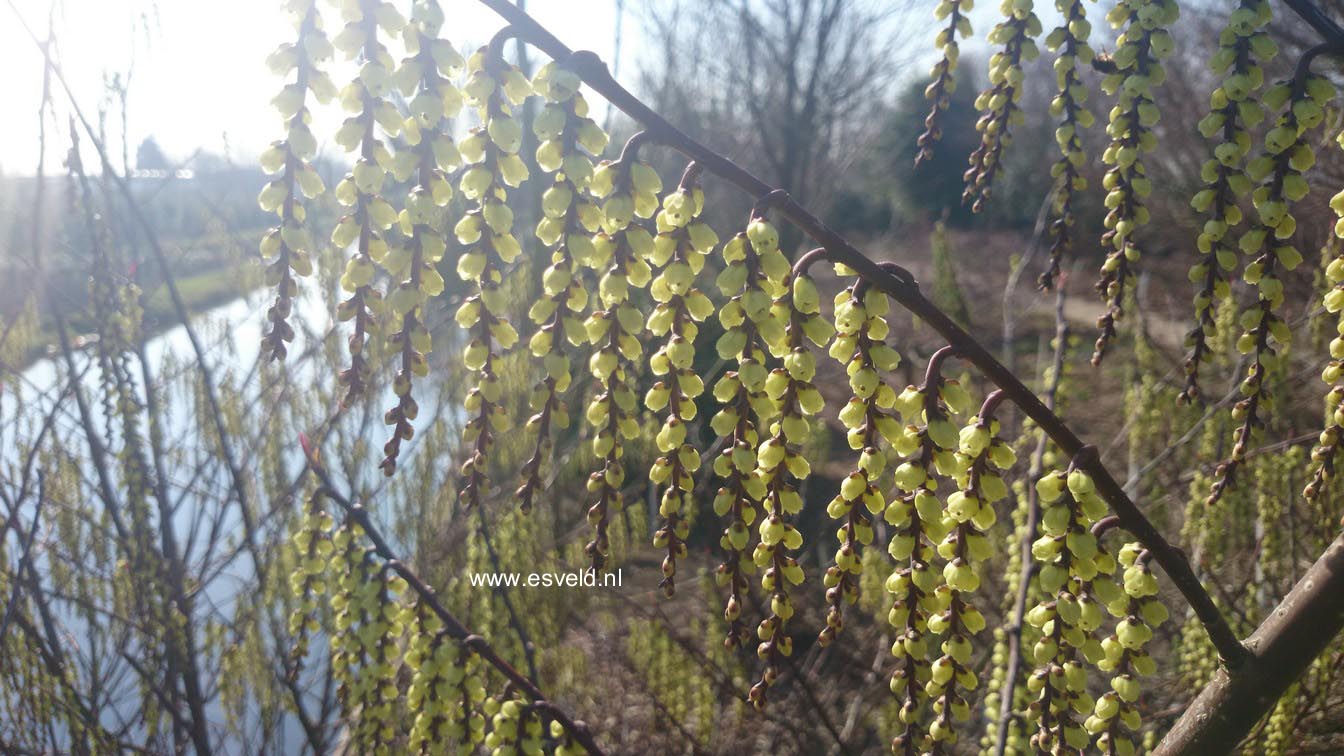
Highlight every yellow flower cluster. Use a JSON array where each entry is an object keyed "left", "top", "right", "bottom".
[
  {"left": 886, "top": 350, "right": 972, "bottom": 751},
  {"left": 454, "top": 44, "right": 531, "bottom": 508},
  {"left": 821, "top": 281, "right": 901, "bottom": 645},
  {"left": 582, "top": 151, "right": 661, "bottom": 568},
  {"left": 645, "top": 177, "right": 718, "bottom": 596},
  {"left": 380, "top": 0, "right": 464, "bottom": 475},
  {"left": 1308, "top": 133, "right": 1344, "bottom": 501},
  {"left": 1039, "top": 0, "right": 1095, "bottom": 289},
  {"left": 709, "top": 222, "right": 791, "bottom": 647},
  {"left": 1183, "top": 1, "right": 1275, "bottom": 401},
  {"left": 286, "top": 493, "right": 334, "bottom": 665},
  {"left": 1093, "top": 0, "right": 1179, "bottom": 364},
  {"left": 517, "top": 61, "right": 608, "bottom": 513},
  {"left": 329, "top": 0, "right": 407, "bottom": 402},
  {"left": 259, "top": 0, "right": 334, "bottom": 361},
  {"left": 747, "top": 220, "right": 832, "bottom": 708},
  {"left": 329, "top": 523, "right": 406, "bottom": 753},
  {"left": 926, "top": 399, "right": 1015, "bottom": 745},
  {"left": 450, "top": 643, "right": 488, "bottom": 751},
  {"left": 1087, "top": 543, "right": 1167, "bottom": 754},
  {"left": 964, "top": 0, "right": 1041, "bottom": 211},
  {"left": 1024, "top": 469, "right": 1109, "bottom": 752},
  {"left": 483, "top": 695, "right": 543, "bottom": 755},
  {"left": 405, "top": 603, "right": 457, "bottom": 752},
  {"left": 1210, "top": 71, "right": 1334, "bottom": 505},
  {"left": 917, "top": 0, "right": 974, "bottom": 164}
]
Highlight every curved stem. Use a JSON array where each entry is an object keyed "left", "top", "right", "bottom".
[
  {"left": 978, "top": 388, "right": 1007, "bottom": 419},
  {"left": 790, "top": 247, "right": 828, "bottom": 278},
  {"left": 615, "top": 129, "right": 654, "bottom": 164}
]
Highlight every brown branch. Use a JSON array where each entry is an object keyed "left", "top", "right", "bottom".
[
  {"left": 474, "top": 0, "right": 1248, "bottom": 668},
  {"left": 1156, "top": 531, "right": 1344, "bottom": 754},
  {"left": 1283, "top": 0, "right": 1344, "bottom": 46},
  {"left": 306, "top": 460, "right": 604, "bottom": 755}
]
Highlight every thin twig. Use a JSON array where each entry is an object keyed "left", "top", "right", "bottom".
[
  {"left": 0, "top": 473, "right": 46, "bottom": 643},
  {"left": 994, "top": 278, "right": 1067, "bottom": 756},
  {"left": 6, "top": 4, "right": 267, "bottom": 595}
]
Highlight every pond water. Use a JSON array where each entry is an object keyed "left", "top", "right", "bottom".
[{"left": 4, "top": 284, "right": 337, "bottom": 751}]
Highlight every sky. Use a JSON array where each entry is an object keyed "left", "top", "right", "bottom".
[
  {"left": 0, "top": 0, "right": 626, "bottom": 175},
  {"left": 0, "top": 0, "right": 1035, "bottom": 177}
]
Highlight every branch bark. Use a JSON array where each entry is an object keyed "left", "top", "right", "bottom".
[{"left": 1156, "top": 531, "right": 1344, "bottom": 753}]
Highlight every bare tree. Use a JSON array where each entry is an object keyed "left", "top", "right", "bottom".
[{"left": 637, "top": 0, "right": 920, "bottom": 224}]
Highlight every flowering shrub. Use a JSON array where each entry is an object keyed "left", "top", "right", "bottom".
[{"left": 251, "top": 0, "right": 1344, "bottom": 752}]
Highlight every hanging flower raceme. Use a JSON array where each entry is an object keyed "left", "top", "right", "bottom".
[
  {"left": 517, "top": 61, "right": 608, "bottom": 513},
  {"left": 379, "top": 0, "right": 463, "bottom": 475},
  {"left": 1023, "top": 466, "right": 1110, "bottom": 753},
  {"left": 1092, "top": 0, "right": 1179, "bottom": 365},
  {"left": 450, "top": 642, "right": 488, "bottom": 749},
  {"left": 1038, "top": 0, "right": 1095, "bottom": 290},
  {"left": 1307, "top": 139, "right": 1344, "bottom": 502},
  {"left": 79, "top": 162, "right": 138, "bottom": 455},
  {"left": 748, "top": 220, "right": 832, "bottom": 708},
  {"left": 77, "top": 219, "right": 156, "bottom": 564},
  {"left": 1182, "top": 1, "right": 1275, "bottom": 402},
  {"left": 405, "top": 601, "right": 458, "bottom": 751},
  {"left": 645, "top": 169, "right": 718, "bottom": 596},
  {"left": 1209, "top": 70, "right": 1334, "bottom": 506},
  {"left": 926, "top": 391, "right": 1016, "bottom": 745},
  {"left": 886, "top": 346, "right": 969, "bottom": 752},
  {"left": 916, "top": 0, "right": 973, "bottom": 165},
  {"left": 454, "top": 42, "right": 531, "bottom": 509},
  {"left": 710, "top": 222, "right": 791, "bottom": 647},
  {"left": 330, "top": 0, "right": 406, "bottom": 403},
  {"left": 1088, "top": 542, "right": 1167, "bottom": 755},
  {"left": 963, "top": 0, "right": 1041, "bottom": 211},
  {"left": 287, "top": 491, "right": 334, "bottom": 668},
  {"left": 582, "top": 144, "right": 660, "bottom": 569},
  {"left": 820, "top": 277, "right": 901, "bottom": 646},
  {"left": 1065, "top": 517, "right": 1124, "bottom": 748},
  {"left": 260, "top": 0, "right": 334, "bottom": 361},
  {"left": 329, "top": 521, "right": 406, "bottom": 751}
]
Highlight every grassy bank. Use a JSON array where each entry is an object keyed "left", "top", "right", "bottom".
[{"left": 13, "top": 251, "right": 261, "bottom": 370}]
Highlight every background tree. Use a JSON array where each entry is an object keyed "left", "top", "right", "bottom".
[
  {"left": 134, "top": 135, "right": 169, "bottom": 171},
  {"left": 637, "top": 0, "right": 914, "bottom": 230}
]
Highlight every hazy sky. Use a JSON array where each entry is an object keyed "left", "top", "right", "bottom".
[
  {"left": 0, "top": 0, "right": 1027, "bottom": 176},
  {"left": 0, "top": 0, "right": 626, "bottom": 175}
]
